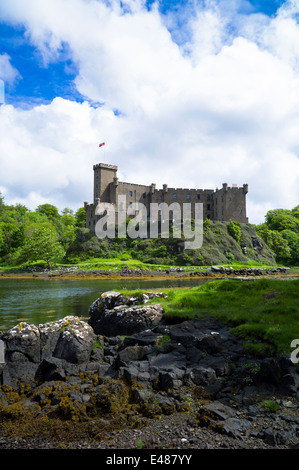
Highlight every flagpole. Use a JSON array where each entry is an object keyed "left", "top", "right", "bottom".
[{"left": 99, "top": 141, "right": 106, "bottom": 161}]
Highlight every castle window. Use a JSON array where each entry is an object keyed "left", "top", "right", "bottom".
[
  {"left": 143, "top": 193, "right": 146, "bottom": 198},
  {"left": 197, "top": 194, "right": 201, "bottom": 200},
  {"left": 129, "top": 202, "right": 133, "bottom": 208},
  {"left": 207, "top": 194, "right": 211, "bottom": 201},
  {"left": 187, "top": 194, "right": 190, "bottom": 199},
  {"left": 173, "top": 193, "right": 177, "bottom": 198},
  {"left": 129, "top": 191, "right": 133, "bottom": 197},
  {"left": 207, "top": 204, "right": 210, "bottom": 210},
  {"left": 155, "top": 195, "right": 158, "bottom": 200}
]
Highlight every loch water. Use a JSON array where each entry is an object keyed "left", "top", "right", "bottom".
[{"left": 0, "top": 277, "right": 206, "bottom": 331}]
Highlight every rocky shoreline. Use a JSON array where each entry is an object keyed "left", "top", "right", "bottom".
[
  {"left": 0, "top": 265, "right": 293, "bottom": 280},
  {"left": 0, "top": 290, "right": 298, "bottom": 450}
]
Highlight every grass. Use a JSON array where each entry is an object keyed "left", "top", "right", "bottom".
[
  {"left": 121, "top": 278, "right": 299, "bottom": 356},
  {"left": 1, "top": 257, "right": 292, "bottom": 274}
]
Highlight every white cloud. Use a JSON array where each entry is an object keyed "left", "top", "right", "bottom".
[
  {"left": 0, "top": 0, "right": 298, "bottom": 224},
  {"left": 0, "top": 53, "right": 21, "bottom": 84}
]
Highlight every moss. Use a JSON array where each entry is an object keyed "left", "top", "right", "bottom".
[{"left": 0, "top": 371, "right": 214, "bottom": 445}]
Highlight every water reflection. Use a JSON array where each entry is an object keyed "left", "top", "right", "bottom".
[{"left": 0, "top": 277, "right": 206, "bottom": 331}]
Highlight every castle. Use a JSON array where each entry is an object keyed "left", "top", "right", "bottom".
[{"left": 84, "top": 163, "right": 248, "bottom": 230}]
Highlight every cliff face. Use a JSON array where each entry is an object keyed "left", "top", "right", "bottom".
[{"left": 194, "top": 222, "right": 276, "bottom": 266}]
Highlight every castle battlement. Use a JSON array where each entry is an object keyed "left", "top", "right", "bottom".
[{"left": 85, "top": 163, "right": 248, "bottom": 229}]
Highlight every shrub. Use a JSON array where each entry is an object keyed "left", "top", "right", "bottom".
[{"left": 228, "top": 220, "right": 242, "bottom": 242}]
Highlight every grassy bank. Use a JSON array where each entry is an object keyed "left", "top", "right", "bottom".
[
  {"left": 0, "top": 257, "right": 290, "bottom": 275},
  {"left": 121, "top": 278, "right": 299, "bottom": 357}
]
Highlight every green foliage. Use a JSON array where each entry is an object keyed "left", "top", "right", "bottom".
[
  {"left": 261, "top": 400, "right": 280, "bottom": 413},
  {"left": 266, "top": 209, "right": 299, "bottom": 233},
  {"left": 256, "top": 205, "right": 299, "bottom": 264},
  {"left": 225, "top": 251, "right": 235, "bottom": 263},
  {"left": 203, "top": 218, "right": 212, "bottom": 230},
  {"left": 19, "top": 226, "right": 65, "bottom": 269},
  {"left": 0, "top": 195, "right": 86, "bottom": 266},
  {"left": 75, "top": 207, "right": 87, "bottom": 228},
  {"left": 143, "top": 278, "right": 299, "bottom": 354},
  {"left": 36, "top": 204, "right": 60, "bottom": 220},
  {"left": 0, "top": 192, "right": 297, "bottom": 268},
  {"left": 228, "top": 219, "right": 242, "bottom": 242}
]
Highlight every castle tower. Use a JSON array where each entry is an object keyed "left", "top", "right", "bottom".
[{"left": 93, "top": 163, "right": 118, "bottom": 205}]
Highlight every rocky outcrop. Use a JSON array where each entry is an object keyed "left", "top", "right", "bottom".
[
  {"left": 0, "top": 291, "right": 298, "bottom": 448},
  {"left": 1, "top": 317, "right": 97, "bottom": 386},
  {"left": 189, "top": 266, "right": 290, "bottom": 276},
  {"left": 88, "top": 291, "right": 165, "bottom": 335},
  {"left": 1, "top": 309, "right": 298, "bottom": 398}
]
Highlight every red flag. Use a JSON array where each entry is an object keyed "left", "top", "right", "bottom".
[{"left": 99, "top": 142, "right": 105, "bottom": 147}]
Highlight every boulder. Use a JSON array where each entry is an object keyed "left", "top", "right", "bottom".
[
  {"left": 188, "top": 366, "right": 217, "bottom": 386},
  {"left": 52, "top": 319, "right": 96, "bottom": 364},
  {"left": 90, "top": 303, "right": 164, "bottom": 336},
  {"left": 0, "top": 316, "right": 97, "bottom": 385},
  {"left": 2, "top": 322, "right": 41, "bottom": 363},
  {"left": 88, "top": 290, "right": 165, "bottom": 336}
]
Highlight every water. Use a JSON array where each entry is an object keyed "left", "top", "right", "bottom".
[{"left": 0, "top": 277, "right": 206, "bottom": 331}]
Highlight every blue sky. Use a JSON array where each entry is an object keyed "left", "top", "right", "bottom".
[
  {"left": 0, "top": 0, "right": 298, "bottom": 223},
  {"left": 0, "top": 0, "right": 286, "bottom": 107}
]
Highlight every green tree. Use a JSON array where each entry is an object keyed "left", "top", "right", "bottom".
[
  {"left": 291, "top": 205, "right": 299, "bottom": 219},
  {"left": 0, "top": 192, "right": 6, "bottom": 217},
  {"left": 265, "top": 209, "right": 299, "bottom": 233},
  {"left": 59, "top": 213, "right": 77, "bottom": 249},
  {"left": 256, "top": 227, "right": 291, "bottom": 261},
  {"left": 61, "top": 207, "right": 74, "bottom": 216},
  {"left": 0, "top": 222, "right": 25, "bottom": 257},
  {"left": 75, "top": 207, "right": 86, "bottom": 228},
  {"left": 36, "top": 204, "right": 60, "bottom": 220},
  {"left": 20, "top": 226, "right": 65, "bottom": 269},
  {"left": 281, "top": 229, "right": 299, "bottom": 264}
]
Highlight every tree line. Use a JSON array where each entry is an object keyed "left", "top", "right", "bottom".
[
  {"left": 0, "top": 192, "right": 298, "bottom": 268},
  {"left": 0, "top": 194, "right": 86, "bottom": 268},
  {"left": 255, "top": 206, "right": 299, "bottom": 265}
]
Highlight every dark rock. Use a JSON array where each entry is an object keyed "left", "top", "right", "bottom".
[
  {"left": 90, "top": 300, "right": 164, "bottom": 336},
  {"left": 198, "top": 401, "right": 235, "bottom": 422},
  {"left": 254, "top": 358, "right": 281, "bottom": 387},
  {"left": 2, "top": 323, "right": 41, "bottom": 363},
  {"left": 52, "top": 319, "right": 96, "bottom": 364},
  {"left": 187, "top": 366, "right": 217, "bottom": 386},
  {"left": 220, "top": 417, "right": 251, "bottom": 439},
  {"left": 123, "top": 330, "right": 162, "bottom": 347},
  {"left": 263, "top": 428, "right": 287, "bottom": 446},
  {"left": 117, "top": 345, "right": 148, "bottom": 365},
  {"left": 35, "top": 358, "right": 66, "bottom": 383},
  {"left": 158, "top": 368, "right": 185, "bottom": 391}
]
